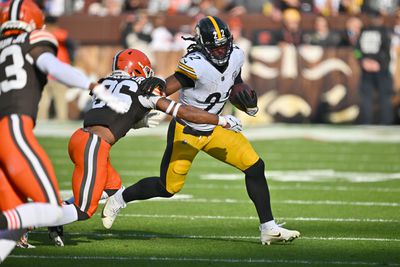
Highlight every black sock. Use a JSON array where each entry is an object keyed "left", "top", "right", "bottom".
[
  {"left": 122, "top": 176, "right": 173, "bottom": 203},
  {"left": 244, "top": 159, "right": 274, "bottom": 223},
  {"left": 0, "top": 213, "right": 7, "bottom": 229}
]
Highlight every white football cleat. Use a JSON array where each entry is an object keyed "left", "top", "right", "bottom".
[
  {"left": 101, "top": 187, "right": 126, "bottom": 229},
  {"left": 260, "top": 224, "right": 300, "bottom": 245}
]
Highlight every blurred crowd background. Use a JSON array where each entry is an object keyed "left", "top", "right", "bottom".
[{"left": 2, "top": 0, "right": 400, "bottom": 125}]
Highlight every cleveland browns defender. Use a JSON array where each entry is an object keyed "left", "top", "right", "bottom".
[
  {"left": 46, "top": 48, "right": 242, "bottom": 246},
  {"left": 0, "top": 0, "right": 127, "bottom": 261},
  {"left": 102, "top": 16, "right": 300, "bottom": 245}
]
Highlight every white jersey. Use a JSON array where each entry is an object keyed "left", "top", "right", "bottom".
[{"left": 176, "top": 45, "right": 244, "bottom": 131}]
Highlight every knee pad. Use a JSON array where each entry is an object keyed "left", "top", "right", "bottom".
[{"left": 165, "top": 160, "right": 190, "bottom": 194}]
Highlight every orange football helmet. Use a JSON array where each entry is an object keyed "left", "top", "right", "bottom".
[
  {"left": 0, "top": 0, "right": 44, "bottom": 36},
  {"left": 112, "top": 49, "right": 154, "bottom": 78}
]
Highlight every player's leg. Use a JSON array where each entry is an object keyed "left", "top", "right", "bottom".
[
  {"left": 68, "top": 129, "right": 112, "bottom": 221},
  {"left": 0, "top": 168, "right": 29, "bottom": 261},
  {"left": 204, "top": 126, "right": 299, "bottom": 244},
  {"left": 102, "top": 120, "right": 201, "bottom": 229},
  {"left": 0, "top": 115, "right": 62, "bottom": 231}
]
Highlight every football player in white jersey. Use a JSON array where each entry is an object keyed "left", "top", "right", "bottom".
[{"left": 102, "top": 16, "right": 300, "bottom": 245}]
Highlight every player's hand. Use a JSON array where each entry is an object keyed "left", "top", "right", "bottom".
[
  {"left": 92, "top": 84, "right": 130, "bottom": 114},
  {"left": 140, "top": 77, "right": 166, "bottom": 97},
  {"left": 222, "top": 115, "right": 242, "bottom": 132},
  {"left": 236, "top": 90, "right": 258, "bottom": 116},
  {"left": 132, "top": 110, "right": 163, "bottom": 129}
]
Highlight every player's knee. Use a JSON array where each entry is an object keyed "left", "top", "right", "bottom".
[
  {"left": 244, "top": 158, "right": 265, "bottom": 177},
  {"left": 165, "top": 161, "right": 190, "bottom": 194}
]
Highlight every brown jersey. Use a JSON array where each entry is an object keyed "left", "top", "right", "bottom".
[
  {"left": 0, "top": 30, "right": 58, "bottom": 121},
  {"left": 83, "top": 75, "right": 150, "bottom": 141}
]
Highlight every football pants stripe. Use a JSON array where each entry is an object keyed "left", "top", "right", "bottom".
[
  {"left": 207, "top": 16, "right": 222, "bottom": 39},
  {"left": 79, "top": 134, "right": 100, "bottom": 212},
  {"left": 8, "top": 115, "right": 58, "bottom": 205}
]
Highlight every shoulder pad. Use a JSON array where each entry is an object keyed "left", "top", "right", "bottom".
[
  {"left": 175, "top": 52, "right": 205, "bottom": 81},
  {"left": 29, "top": 29, "right": 58, "bottom": 51}
]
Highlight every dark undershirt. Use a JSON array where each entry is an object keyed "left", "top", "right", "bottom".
[{"left": 174, "top": 69, "right": 243, "bottom": 88}]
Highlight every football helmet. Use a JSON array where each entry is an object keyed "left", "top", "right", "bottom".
[
  {"left": 112, "top": 48, "right": 154, "bottom": 78},
  {"left": 195, "top": 16, "right": 233, "bottom": 66},
  {"left": 0, "top": 0, "right": 44, "bottom": 36}
]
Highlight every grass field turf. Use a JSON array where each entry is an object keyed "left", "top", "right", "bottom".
[{"left": 3, "top": 133, "right": 400, "bottom": 267}]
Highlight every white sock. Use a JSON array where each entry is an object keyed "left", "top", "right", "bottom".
[
  {"left": 0, "top": 239, "right": 16, "bottom": 263},
  {"left": 114, "top": 187, "right": 127, "bottom": 208},
  {"left": 101, "top": 191, "right": 109, "bottom": 200},
  {"left": 0, "top": 229, "right": 26, "bottom": 263},
  {"left": 48, "top": 204, "right": 78, "bottom": 226},
  {"left": 4, "top": 203, "right": 63, "bottom": 229},
  {"left": 260, "top": 220, "right": 278, "bottom": 231}
]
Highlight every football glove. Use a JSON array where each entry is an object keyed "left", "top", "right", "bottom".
[
  {"left": 140, "top": 77, "right": 166, "bottom": 96},
  {"left": 236, "top": 89, "right": 259, "bottom": 116},
  {"left": 132, "top": 110, "right": 163, "bottom": 129},
  {"left": 221, "top": 115, "right": 242, "bottom": 133},
  {"left": 92, "top": 84, "right": 130, "bottom": 114}
]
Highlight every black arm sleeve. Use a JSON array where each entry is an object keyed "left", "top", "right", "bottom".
[{"left": 173, "top": 72, "right": 195, "bottom": 88}]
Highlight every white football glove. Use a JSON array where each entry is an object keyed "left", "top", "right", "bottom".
[
  {"left": 132, "top": 110, "right": 163, "bottom": 129},
  {"left": 246, "top": 107, "right": 259, "bottom": 117},
  {"left": 219, "top": 115, "right": 242, "bottom": 132},
  {"left": 92, "top": 84, "right": 130, "bottom": 114}
]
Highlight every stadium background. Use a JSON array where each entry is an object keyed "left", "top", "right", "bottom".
[{"left": 6, "top": 0, "right": 399, "bottom": 125}]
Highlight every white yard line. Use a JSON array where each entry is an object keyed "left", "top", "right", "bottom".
[
  {"left": 111, "top": 213, "right": 399, "bottom": 223},
  {"left": 28, "top": 231, "right": 400, "bottom": 243},
  {"left": 8, "top": 255, "right": 400, "bottom": 266},
  {"left": 58, "top": 190, "right": 400, "bottom": 207}
]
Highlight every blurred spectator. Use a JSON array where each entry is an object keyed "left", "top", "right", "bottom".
[
  {"left": 122, "top": 0, "right": 147, "bottom": 12},
  {"left": 271, "top": 0, "right": 313, "bottom": 20},
  {"left": 338, "top": 0, "right": 363, "bottom": 15},
  {"left": 88, "top": 0, "right": 123, "bottom": 16},
  {"left": 224, "top": 0, "right": 272, "bottom": 15},
  {"left": 120, "top": 11, "right": 153, "bottom": 54},
  {"left": 362, "top": 0, "right": 400, "bottom": 16},
  {"left": 303, "top": 16, "right": 341, "bottom": 46},
  {"left": 339, "top": 16, "right": 363, "bottom": 46},
  {"left": 150, "top": 15, "right": 174, "bottom": 77},
  {"left": 229, "top": 17, "right": 252, "bottom": 81},
  {"left": 45, "top": 0, "right": 66, "bottom": 16},
  {"left": 272, "top": 8, "right": 304, "bottom": 46},
  {"left": 391, "top": 9, "right": 400, "bottom": 124},
  {"left": 38, "top": 16, "right": 76, "bottom": 121},
  {"left": 356, "top": 12, "right": 394, "bottom": 124}
]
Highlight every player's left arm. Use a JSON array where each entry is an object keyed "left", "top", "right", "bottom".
[{"left": 138, "top": 95, "right": 242, "bottom": 132}]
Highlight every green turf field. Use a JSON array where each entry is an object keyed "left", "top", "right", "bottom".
[{"left": 3, "top": 133, "right": 400, "bottom": 267}]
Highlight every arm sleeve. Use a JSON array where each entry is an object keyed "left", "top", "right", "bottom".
[
  {"left": 234, "top": 70, "right": 243, "bottom": 84},
  {"left": 173, "top": 72, "right": 195, "bottom": 88},
  {"left": 36, "top": 52, "right": 91, "bottom": 90}
]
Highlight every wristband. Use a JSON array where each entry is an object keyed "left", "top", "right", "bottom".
[{"left": 218, "top": 116, "right": 227, "bottom": 126}]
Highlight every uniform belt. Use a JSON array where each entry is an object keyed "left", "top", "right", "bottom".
[{"left": 176, "top": 119, "right": 214, "bottom": 137}]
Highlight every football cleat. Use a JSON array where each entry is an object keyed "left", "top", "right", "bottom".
[
  {"left": 101, "top": 187, "right": 126, "bottom": 229},
  {"left": 48, "top": 226, "right": 64, "bottom": 247},
  {"left": 260, "top": 224, "right": 300, "bottom": 245},
  {"left": 16, "top": 232, "right": 35, "bottom": 249}
]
